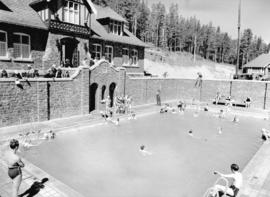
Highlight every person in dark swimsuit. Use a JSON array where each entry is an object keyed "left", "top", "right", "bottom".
[
  {"left": 8, "top": 162, "right": 22, "bottom": 179},
  {"left": 5, "top": 139, "right": 25, "bottom": 197}
]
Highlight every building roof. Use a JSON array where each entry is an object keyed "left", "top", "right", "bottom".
[
  {"left": 95, "top": 4, "right": 127, "bottom": 23},
  {"left": 0, "top": 0, "right": 47, "bottom": 30},
  {"left": 243, "top": 53, "right": 270, "bottom": 68},
  {"left": 91, "top": 14, "right": 148, "bottom": 47}
]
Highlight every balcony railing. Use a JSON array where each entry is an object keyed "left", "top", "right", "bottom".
[{"left": 47, "top": 20, "right": 91, "bottom": 36}]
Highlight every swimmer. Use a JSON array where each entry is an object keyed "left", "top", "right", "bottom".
[
  {"left": 128, "top": 112, "right": 137, "bottom": 120},
  {"left": 188, "top": 130, "right": 194, "bottom": 137},
  {"left": 218, "top": 127, "right": 222, "bottom": 134},
  {"left": 261, "top": 128, "right": 270, "bottom": 141},
  {"left": 139, "top": 145, "right": 152, "bottom": 156},
  {"left": 218, "top": 109, "right": 225, "bottom": 119},
  {"left": 171, "top": 108, "right": 177, "bottom": 114},
  {"left": 211, "top": 164, "right": 242, "bottom": 197},
  {"left": 232, "top": 115, "right": 239, "bottom": 123},
  {"left": 48, "top": 130, "right": 55, "bottom": 139},
  {"left": 4, "top": 139, "right": 25, "bottom": 197},
  {"left": 43, "top": 130, "right": 55, "bottom": 140},
  {"left": 100, "top": 111, "right": 109, "bottom": 120},
  {"left": 193, "top": 111, "right": 199, "bottom": 117},
  {"left": 107, "top": 117, "right": 120, "bottom": 125}
]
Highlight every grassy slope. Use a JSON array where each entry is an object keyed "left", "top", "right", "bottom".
[{"left": 144, "top": 49, "right": 236, "bottom": 79}]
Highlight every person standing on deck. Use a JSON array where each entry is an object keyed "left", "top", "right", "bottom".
[
  {"left": 156, "top": 89, "right": 161, "bottom": 106},
  {"left": 4, "top": 139, "right": 25, "bottom": 197}
]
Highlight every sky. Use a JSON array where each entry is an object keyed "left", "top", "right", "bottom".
[{"left": 147, "top": 0, "right": 270, "bottom": 44}]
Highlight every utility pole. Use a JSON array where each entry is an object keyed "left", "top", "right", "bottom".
[
  {"left": 236, "top": 0, "right": 241, "bottom": 77},
  {"left": 193, "top": 34, "right": 197, "bottom": 62}
]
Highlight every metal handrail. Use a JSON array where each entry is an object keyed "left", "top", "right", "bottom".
[{"left": 203, "top": 177, "right": 229, "bottom": 197}]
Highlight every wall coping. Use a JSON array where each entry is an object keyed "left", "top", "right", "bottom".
[
  {"left": 128, "top": 77, "right": 270, "bottom": 84},
  {"left": 0, "top": 66, "right": 90, "bottom": 83},
  {"left": 90, "top": 59, "right": 125, "bottom": 72}
]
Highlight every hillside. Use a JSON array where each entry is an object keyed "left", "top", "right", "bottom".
[{"left": 144, "top": 49, "right": 236, "bottom": 80}]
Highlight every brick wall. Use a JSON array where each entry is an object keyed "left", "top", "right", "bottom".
[
  {"left": 0, "top": 66, "right": 89, "bottom": 127},
  {"left": 89, "top": 60, "right": 125, "bottom": 111},
  {"left": 126, "top": 77, "right": 270, "bottom": 110},
  {"left": 1, "top": 65, "right": 270, "bottom": 128}
]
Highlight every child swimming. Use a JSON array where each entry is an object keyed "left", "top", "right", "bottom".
[
  {"left": 188, "top": 130, "right": 194, "bottom": 137},
  {"left": 139, "top": 145, "right": 152, "bottom": 156},
  {"left": 232, "top": 115, "right": 239, "bottom": 123}
]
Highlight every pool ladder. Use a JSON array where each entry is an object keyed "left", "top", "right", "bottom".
[{"left": 203, "top": 177, "right": 229, "bottom": 197}]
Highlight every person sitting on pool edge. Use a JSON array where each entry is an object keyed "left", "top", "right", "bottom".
[
  {"left": 261, "top": 128, "right": 270, "bottom": 141},
  {"left": 211, "top": 163, "right": 242, "bottom": 197}
]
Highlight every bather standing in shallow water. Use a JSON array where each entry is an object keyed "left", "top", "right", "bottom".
[{"left": 4, "top": 139, "right": 25, "bottom": 197}]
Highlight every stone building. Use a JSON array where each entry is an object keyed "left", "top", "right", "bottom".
[{"left": 0, "top": 0, "right": 147, "bottom": 74}]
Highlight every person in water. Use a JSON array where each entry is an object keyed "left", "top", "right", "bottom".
[
  {"left": 188, "top": 130, "right": 194, "bottom": 137},
  {"left": 4, "top": 139, "right": 25, "bottom": 197},
  {"left": 211, "top": 164, "right": 243, "bottom": 197},
  {"left": 139, "top": 145, "right": 152, "bottom": 156}
]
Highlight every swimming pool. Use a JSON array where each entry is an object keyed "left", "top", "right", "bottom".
[{"left": 23, "top": 110, "right": 264, "bottom": 197}]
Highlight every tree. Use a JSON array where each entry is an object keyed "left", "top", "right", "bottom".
[{"left": 137, "top": 1, "right": 150, "bottom": 39}]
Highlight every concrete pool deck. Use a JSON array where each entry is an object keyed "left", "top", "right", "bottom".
[{"left": 0, "top": 102, "right": 270, "bottom": 197}]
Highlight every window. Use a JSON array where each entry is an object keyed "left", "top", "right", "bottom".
[
  {"left": 131, "top": 49, "right": 138, "bottom": 65},
  {"left": 38, "top": 8, "right": 49, "bottom": 21},
  {"left": 105, "top": 45, "right": 113, "bottom": 63},
  {"left": 109, "top": 20, "right": 122, "bottom": 35},
  {"left": 92, "top": 44, "right": 102, "bottom": 60},
  {"left": 13, "top": 33, "right": 31, "bottom": 59},
  {"left": 64, "top": 1, "right": 80, "bottom": 25},
  {"left": 122, "top": 48, "right": 129, "bottom": 65},
  {"left": 84, "top": 6, "right": 89, "bottom": 25},
  {"left": 0, "top": 31, "right": 7, "bottom": 58}
]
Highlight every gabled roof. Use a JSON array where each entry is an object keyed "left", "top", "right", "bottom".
[
  {"left": 95, "top": 4, "right": 127, "bottom": 23},
  {"left": 243, "top": 53, "right": 270, "bottom": 68},
  {"left": 91, "top": 14, "right": 148, "bottom": 48},
  {"left": 0, "top": 0, "right": 47, "bottom": 30}
]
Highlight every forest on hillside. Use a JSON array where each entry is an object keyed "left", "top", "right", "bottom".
[{"left": 92, "top": 0, "right": 270, "bottom": 68}]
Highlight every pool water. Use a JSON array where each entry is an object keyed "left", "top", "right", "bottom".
[{"left": 23, "top": 110, "right": 264, "bottom": 197}]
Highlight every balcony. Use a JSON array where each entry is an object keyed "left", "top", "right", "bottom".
[{"left": 47, "top": 20, "right": 91, "bottom": 36}]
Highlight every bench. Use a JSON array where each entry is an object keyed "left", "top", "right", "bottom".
[{"left": 213, "top": 100, "right": 246, "bottom": 108}]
